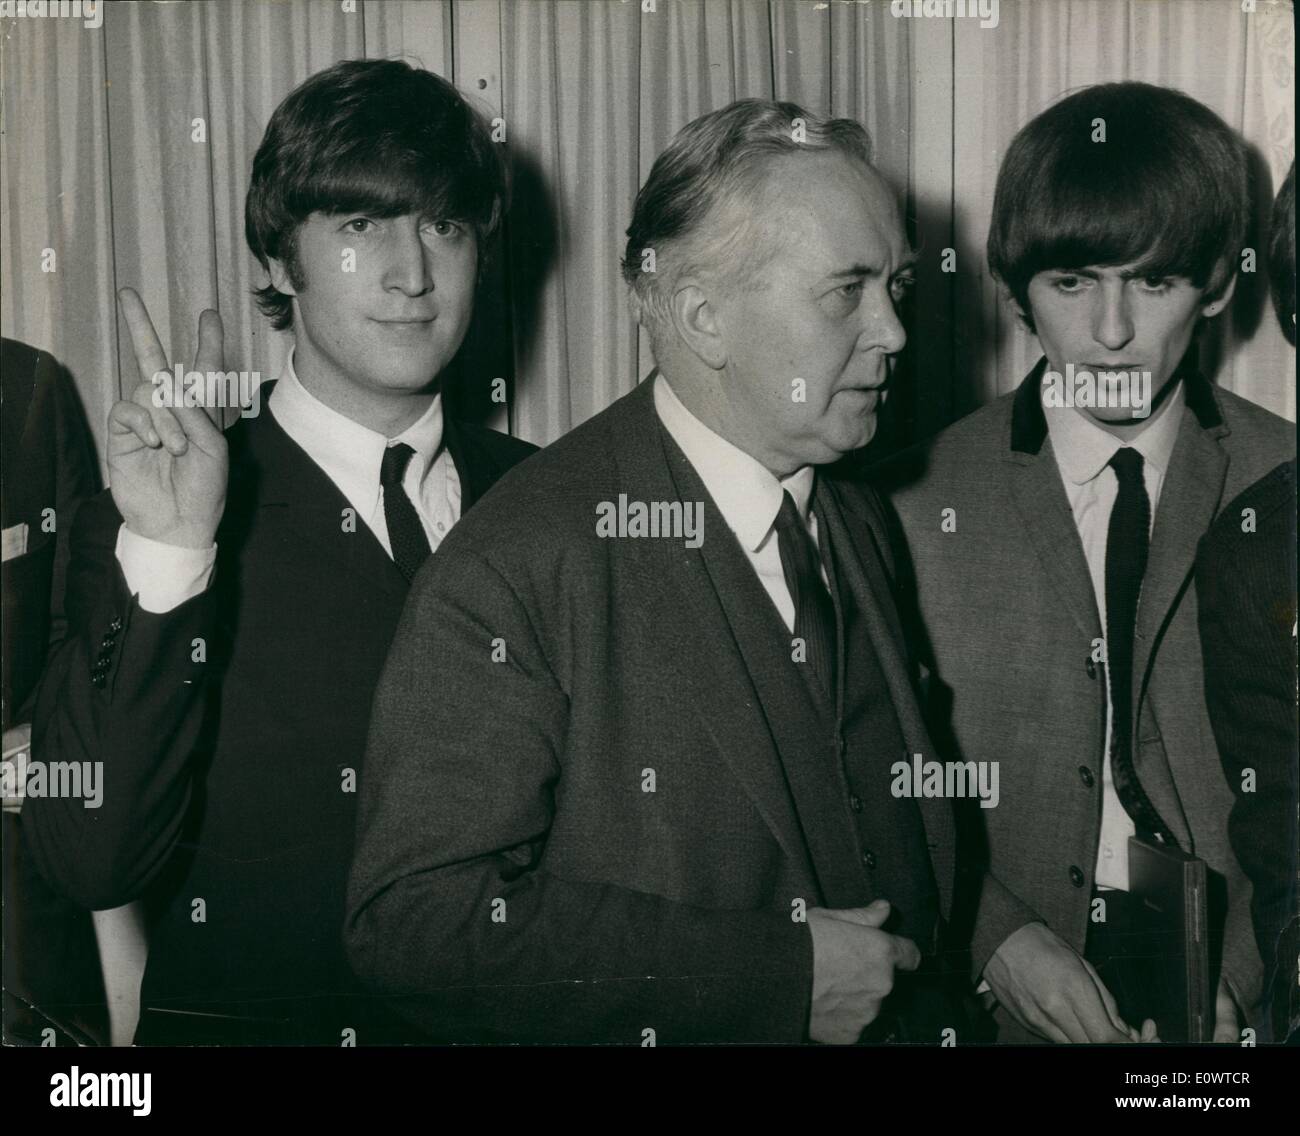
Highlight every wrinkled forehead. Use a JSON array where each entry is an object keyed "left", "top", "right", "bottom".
[{"left": 747, "top": 153, "right": 908, "bottom": 276}]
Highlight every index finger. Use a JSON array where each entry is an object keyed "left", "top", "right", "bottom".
[{"left": 118, "top": 288, "right": 169, "bottom": 389}]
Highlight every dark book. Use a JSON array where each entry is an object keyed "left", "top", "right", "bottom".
[{"left": 1128, "top": 836, "right": 1211, "bottom": 1043}]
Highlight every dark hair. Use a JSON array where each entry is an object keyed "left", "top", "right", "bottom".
[
  {"left": 1269, "top": 162, "right": 1295, "bottom": 344},
  {"left": 987, "top": 82, "right": 1248, "bottom": 333},
  {"left": 245, "top": 58, "right": 505, "bottom": 331}
]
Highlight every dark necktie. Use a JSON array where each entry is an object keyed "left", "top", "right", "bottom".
[
  {"left": 381, "top": 442, "right": 432, "bottom": 582},
  {"left": 774, "top": 490, "right": 837, "bottom": 699},
  {"left": 1104, "top": 448, "right": 1171, "bottom": 842}
]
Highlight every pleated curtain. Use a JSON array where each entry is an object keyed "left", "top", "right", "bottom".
[{"left": 2, "top": 0, "right": 1293, "bottom": 466}]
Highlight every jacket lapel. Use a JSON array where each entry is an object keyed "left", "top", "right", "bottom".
[
  {"left": 1004, "top": 363, "right": 1105, "bottom": 644},
  {"left": 611, "top": 381, "right": 824, "bottom": 899},
  {"left": 1129, "top": 389, "right": 1229, "bottom": 846},
  {"left": 818, "top": 483, "right": 916, "bottom": 744},
  {"left": 818, "top": 480, "right": 956, "bottom": 915},
  {"left": 1134, "top": 398, "right": 1229, "bottom": 697},
  {"left": 669, "top": 441, "right": 870, "bottom": 906}
]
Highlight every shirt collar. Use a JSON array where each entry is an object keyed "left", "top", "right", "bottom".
[
  {"left": 1046, "top": 378, "right": 1186, "bottom": 486},
  {"left": 653, "top": 373, "right": 815, "bottom": 552},
  {"left": 268, "top": 347, "right": 445, "bottom": 518}
]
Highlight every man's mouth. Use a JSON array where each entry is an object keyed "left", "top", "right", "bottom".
[{"left": 843, "top": 379, "right": 888, "bottom": 395}]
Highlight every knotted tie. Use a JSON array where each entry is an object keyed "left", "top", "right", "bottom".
[
  {"left": 1104, "top": 447, "right": 1171, "bottom": 842},
  {"left": 775, "top": 490, "right": 837, "bottom": 699},
  {"left": 381, "top": 442, "right": 431, "bottom": 582}
]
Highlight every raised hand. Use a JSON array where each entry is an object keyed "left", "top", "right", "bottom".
[{"left": 108, "top": 288, "right": 229, "bottom": 549}]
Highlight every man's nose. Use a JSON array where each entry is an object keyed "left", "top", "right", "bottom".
[
  {"left": 383, "top": 224, "right": 433, "bottom": 296},
  {"left": 1093, "top": 279, "right": 1135, "bottom": 351},
  {"left": 861, "top": 285, "right": 907, "bottom": 356}
]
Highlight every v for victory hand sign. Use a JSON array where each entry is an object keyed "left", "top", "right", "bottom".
[{"left": 108, "top": 288, "right": 229, "bottom": 550}]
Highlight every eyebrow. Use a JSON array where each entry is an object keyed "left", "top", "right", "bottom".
[
  {"left": 1047, "top": 266, "right": 1180, "bottom": 280},
  {"left": 823, "top": 255, "right": 918, "bottom": 282}
]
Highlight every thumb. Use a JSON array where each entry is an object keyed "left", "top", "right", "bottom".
[{"left": 826, "top": 899, "right": 892, "bottom": 929}]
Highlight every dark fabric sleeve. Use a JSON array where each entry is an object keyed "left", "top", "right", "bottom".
[
  {"left": 3, "top": 347, "right": 100, "bottom": 727},
  {"left": 969, "top": 876, "right": 1046, "bottom": 981},
  {"left": 1196, "top": 464, "right": 1298, "bottom": 1027},
  {"left": 44, "top": 356, "right": 102, "bottom": 655},
  {"left": 24, "top": 491, "right": 217, "bottom": 910},
  {"left": 346, "top": 543, "right": 814, "bottom": 1044}
]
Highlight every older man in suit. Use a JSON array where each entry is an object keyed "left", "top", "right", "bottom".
[
  {"left": 875, "top": 83, "right": 1294, "bottom": 1043},
  {"left": 24, "top": 60, "right": 534, "bottom": 1045},
  {"left": 347, "top": 100, "right": 955, "bottom": 1044}
]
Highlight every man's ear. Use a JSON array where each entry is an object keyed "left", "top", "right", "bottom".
[
  {"left": 1000, "top": 282, "right": 1036, "bottom": 335},
  {"left": 1201, "top": 270, "right": 1237, "bottom": 317},
  {"left": 268, "top": 257, "right": 299, "bottom": 298},
  {"left": 670, "top": 281, "right": 727, "bottom": 371}
]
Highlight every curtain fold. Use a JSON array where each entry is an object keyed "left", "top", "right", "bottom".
[{"left": 2, "top": 0, "right": 1292, "bottom": 470}]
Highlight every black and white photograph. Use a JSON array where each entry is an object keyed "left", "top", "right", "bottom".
[{"left": 0, "top": 0, "right": 1295, "bottom": 1117}]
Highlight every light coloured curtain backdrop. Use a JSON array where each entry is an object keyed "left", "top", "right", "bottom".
[{"left": 2, "top": 0, "right": 1295, "bottom": 473}]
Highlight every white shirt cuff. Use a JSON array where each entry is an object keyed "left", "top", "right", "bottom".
[{"left": 115, "top": 525, "right": 216, "bottom": 614}]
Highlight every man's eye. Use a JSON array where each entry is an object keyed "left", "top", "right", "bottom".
[
  {"left": 890, "top": 276, "right": 915, "bottom": 303},
  {"left": 344, "top": 218, "right": 374, "bottom": 234},
  {"left": 837, "top": 281, "right": 864, "bottom": 299},
  {"left": 1137, "top": 276, "right": 1172, "bottom": 293},
  {"left": 1053, "top": 274, "right": 1086, "bottom": 292},
  {"left": 427, "top": 220, "right": 461, "bottom": 237}
]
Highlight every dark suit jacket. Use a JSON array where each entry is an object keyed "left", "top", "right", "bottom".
[
  {"left": 874, "top": 361, "right": 1295, "bottom": 1036},
  {"left": 1, "top": 338, "right": 105, "bottom": 1046},
  {"left": 24, "top": 383, "right": 534, "bottom": 1043},
  {"left": 346, "top": 377, "right": 955, "bottom": 1044},
  {"left": 2, "top": 339, "right": 100, "bottom": 724},
  {"left": 1196, "top": 458, "right": 1298, "bottom": 1042}
]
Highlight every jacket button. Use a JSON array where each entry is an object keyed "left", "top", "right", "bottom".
[
  {"left": 850, "top": 794, "right": 864, "bottom": 813},
  {"left": 1085, "top": 657, "right": 1097, "bottom": 679},
  {"left": 1079, "top": 766, "right": 1095, "bottom": 788},
  {"left": 862, "top": 849, "right": 877, "bottom": 870},
  {"left": 109, "top": 617, "right": 123, "bottom": 633},
  {"left": 1069, "top": 865, "right": 1085, "bottom": 888}
]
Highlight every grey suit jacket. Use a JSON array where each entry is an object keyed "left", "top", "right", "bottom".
[
  {"left": 346, "top": 377, "right": 954, "bottom": 1043},
  {"left": 873, "top": 360, "right": 1295, "bottom": 1030}
]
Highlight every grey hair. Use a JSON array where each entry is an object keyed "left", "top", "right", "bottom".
[{"left": 621, "top": 99, "right": 874, "bottom": 351}]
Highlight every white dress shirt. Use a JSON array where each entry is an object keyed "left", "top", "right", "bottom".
[
  {"left": 1045, "top": 381, "right": 1186, "bottom": 891},
  {"left": 117, "top": 347, "right": 461, "bottom": 613},
  {"left": 653, "top": 373, "right": 823, "bottom": 633}
]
